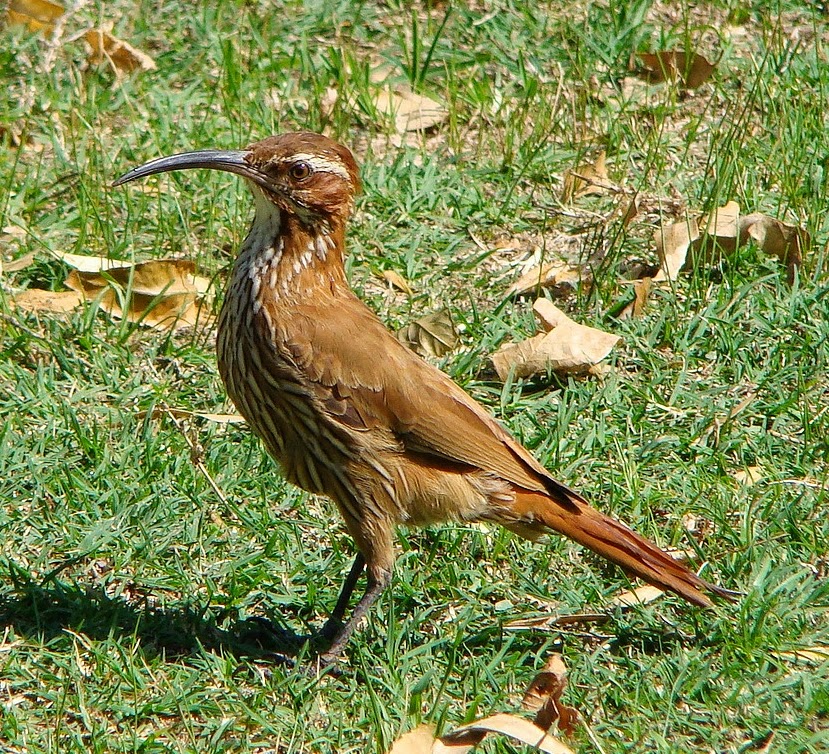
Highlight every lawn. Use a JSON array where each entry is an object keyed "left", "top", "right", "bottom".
[{"left": 1, "top": 1, "right": 828, "bottom": 752}]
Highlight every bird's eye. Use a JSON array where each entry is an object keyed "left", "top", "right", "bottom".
[{"left": 289, "top": 162, "right": 312, "bottom": 181}]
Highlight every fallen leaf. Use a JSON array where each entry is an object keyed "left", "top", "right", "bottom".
[
  {"left": 653, "top": 201, "right": 739, "bottom": 282},
  {"left": 388, "top": 714, "right": 575, "bottom": 754},
  {"left": 653, "top": 203, "right": 806, "bottom": 284},
  {"left": 388, "top": 724, "right": 439, "bottom": 754},
  {"left": 63, "top": 257, "right": 214, "bottom": 330},
  {"left": 620, "top": 195, "right": 640, "bottom": 227},
  {"left": 522, "top": 654, "right": 579, "bottom": 735},
  {"left": 775, "top": 646, "right": 829, "bottom": 664},
  {"left": 15, "top": 253, "right": 214, "bottom": 331},
  {"left": 631, "top": 277, "right": 652, "bottom": 316},
  {"left": 398, "top": 309, "right": 458, "bottom": 357},
  {"left": 491, "top": 300, "right": 621, "bottom": 379},
  {"left": 50, "top": 249, "right": 135, "bottom": 274},
  {"left": 381, "top": 269, "right": 413, "bottom": 295},
  {"left": 85, "top": 287, "right": 211, "bottom": 330},
  {"left": 505, "top": 613, "right": 609, "bottom": 631},
  {"left": 733, "top": 466, "right": 764, "bottom": 486},
  {"left": 653, "top": 214, "right": 699, "bottom": 282},
  {"left": 2, "top": 251, "right": 37, "bottom": 274},
  {"left": 561, "top": 152, "right": 611, "bottom": 203},
  {"left": 740, "top": 213, "right": 808, "bottom": 283},
  {"left": 440, "top": 713, "right": 575, "bottom": 754},
  {"left": 373, "top": 86, "right": 447, "bottom": 133},
  {"left": 636, "top": 51, "right": 716, "bottom": 89},
  {"left": 84, "top": 28, "right": 157, "bottom": 75},
  {"left": 7, "top": 0, "right": 64, "bottom": 33},
  {"left": 12, "top": 288, "right": 84, "bottom": 313},
  {"left": 609, "top": 584, "right": 665, "bottom": 608},
  {"left": 617, "top": 277, "right": 652, "bottom": 319},
  {"left": 63, "top": 257, "right": 211, "bottom": 296},
  {"left": 137, "top": 408, "right": 245, "bottom": 424},
  {"left": 702, "top": 200, "right": 741, "bottom": 254},
  {"left": 193, "top": 412, "right": 245, "bottom": 424},
  {"left": 507, "top": 261, "right": 587, "bottom": 298}
]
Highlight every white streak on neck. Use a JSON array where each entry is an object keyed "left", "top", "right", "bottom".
[
  {"left": 246, "top": 187, "right": 283, "bottom": 260},
  {"left": 237, "top": 187, "right": 284, "bottom": 314}
]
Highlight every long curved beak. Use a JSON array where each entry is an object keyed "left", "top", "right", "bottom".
[{"left": 113, "top": 149, "right": 270, "bottom": 189}]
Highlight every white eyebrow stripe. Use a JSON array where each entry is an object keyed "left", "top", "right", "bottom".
[{"left": 290, "top": 153, "right": 351, "bottom": 182}]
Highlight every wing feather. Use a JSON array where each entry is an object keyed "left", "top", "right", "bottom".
[{"left": 279, "top": 298, "right": 585, "bottom": 504}]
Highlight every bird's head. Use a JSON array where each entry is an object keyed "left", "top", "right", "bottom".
[{"left": 114, "top": 132, "right": 361, "bottom": 230}]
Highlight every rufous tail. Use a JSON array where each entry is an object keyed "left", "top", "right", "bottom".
[{"left": 512, "top": 489, "right": 733, "bottom": 607}]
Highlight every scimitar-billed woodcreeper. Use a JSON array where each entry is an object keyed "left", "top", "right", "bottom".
[{"left": 115, "top": 132, "right": 732, "bottom": 664}]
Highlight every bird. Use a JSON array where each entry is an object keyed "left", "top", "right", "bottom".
[{"left": 114, "top": 132, "right": 731, "bottom": 663}]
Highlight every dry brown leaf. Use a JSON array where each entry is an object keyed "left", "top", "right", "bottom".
[
  {"left": 7, "top": 0, "right": 64, "bottom": 32},
  {"left": 561, "top": 152, "right": 610, "bottom": 203},
  {"left": 373, "top": 87, "right": 447, "bottom": 133},
  {"left": 653, "top": 203, "right": 805, "bottom": 283},
  {"left": 681, "top": 200, "right": 741, "bottom": 275},
  {"left": 63, "top": 258, "right": 211, "bottom": 296},
  {"left": 491, "top": 300, "right": 620, "bottom": 379},
  {"left": 12, "top": 288, "right": 84, "bottom": 313},
  {"left": 193, "top": 412, "right": 244, "bottom": 423},
  {"left": 505, "top": 613, "right": 609, "bottom": 631},
  {"left": 653, "top": 215, "right": 699, "bottom": 282},
  {"left": 653, "top": 201, "right": 739, "bottom": 282},
  {"left": 775, "top": 646, "right": 829, "bottom": 664},
  {"left": 621, "top": 195, "right": 640, "bottom": 227},
  {"left": 702, "top": 200, "right": 741, "bottom": 253},
  {"left": 740, "top": 213, "right": 807, "bottom": 283},
  {"left": 733, "top": 466, "right": 764, "bottom": 486},
  {"left": 122, "top": 291, "right": 206, "bottom": 329},
  {"left": 630, "top": 277, "right": 651, "bottom": 317},
  {"left": 609, "top": 584, "right": 665, "bottom": 608},
  {"left": 84, "top": 28, "right": 157, "bottom": 75},
  {"left": 388, "top": 715, "right": 574, "bottom": 754},
  {"left": 529, "top": 299, "right": 572, "bottom": 332},
  {"left": 381, "top": 269, "right": 413, "bottom": 295},
  {"left": 23, "top": 253, "right": 215, "bottom": 331},
  {"left": 64, "top": 257, "right": 214, "bottom": 330},
  {"left": 617, "top": 277, "right": 652, "bottom": 319},
  {"left": 397, "top": 309, "right": 458, "bottom": 358},
  {"left": 440, "top": 713, "right": 575, "bottom": 754},
  {"left": 137, "top": 408, "right": 245, "bottom": 424},
  {"left": 68, "top": 283, "right": 212, "bottom": 331},
  {"left": 507, "top": 261, "right": 586, "bottom": 298},
  {"left": 636, "top": 51, "right": 716, "bottom": 89},
  {"left": 3, "top": 251, "right": 37, "bottom": 274},
  {"left": 388, "top": 724, "right": 440, "bottom": 754},
  {"left": 49, "top": 249, "right": 126, "bottom": 273},
  {"left": 522, "top": 654, "right": 579, "bottom": 735}
]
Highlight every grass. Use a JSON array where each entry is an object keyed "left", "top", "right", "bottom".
[{"left": 1, "top": 1, "right": 828, "bottom": 752}]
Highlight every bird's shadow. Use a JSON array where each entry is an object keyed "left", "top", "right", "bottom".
[{"left": 0, "top": 567, "right": 319, "bottom": 665}]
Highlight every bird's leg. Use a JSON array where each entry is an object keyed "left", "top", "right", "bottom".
[
  {"left": 319, "top": 565, "right": 391, "bottom": 665},
  {"left": 318, "top": 552, "right": 365, "bottom": 640}
]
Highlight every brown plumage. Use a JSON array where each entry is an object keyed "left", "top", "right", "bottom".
[{"left": 115, "top": 132, "right": 730, "bottom": 662}]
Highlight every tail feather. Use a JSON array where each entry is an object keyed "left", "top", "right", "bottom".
[{"left": 511, "top": 489, "right": 731, "bottom": 607}]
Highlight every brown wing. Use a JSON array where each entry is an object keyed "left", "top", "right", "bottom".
[{"left": 280, "top": 296, "right": 585, "bottom": 505}]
